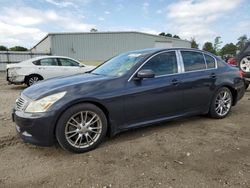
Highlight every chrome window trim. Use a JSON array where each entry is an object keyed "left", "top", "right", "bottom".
[
  {"left": 128, "top": 49, "right": 219, "bottom": 82},
  {"left": 176, "top": 50, "right": 185, "bottom": 73},
  {"left": 203, "top": 52, "right": 217, "bottom": 69},
  {"left": 128, "top": 50, "right": 180, "bottom": 82},
  {"left": 179, "top": 50, "right": 218, "bottom": 73},
  {"left": 202, "top": 53, "right": 208, "bottom": 69}
]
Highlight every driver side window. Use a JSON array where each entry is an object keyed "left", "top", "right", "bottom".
[{"left": 141, "top": 51, "right": 178, "bottom": 76}]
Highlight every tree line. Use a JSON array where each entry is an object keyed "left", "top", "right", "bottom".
[
  {"left": 190, "top": 35, "right": 249, "bottom": 57},
  {"left": 159, "top": 32, "right": 249, "bottom": 57},
  {"left": 0, "top": 46, "right": 28, "bottom": 51}
]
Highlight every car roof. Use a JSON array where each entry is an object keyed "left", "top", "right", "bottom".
[{"left": 22, "top": 56, "right": 80, "bottom": 63}]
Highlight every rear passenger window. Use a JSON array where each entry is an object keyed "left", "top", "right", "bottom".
[
  {"left": 181, "top": 51, "right": 206, "bottom": 72},
  {"left": 141, "top": 51, "right": 178, "bottom": 76},
  {"left": 204, "top": 54, "right": 215, "bottom": 68},
  {"left": 40, "top": 58, "right": 58, "bottom": 66}
]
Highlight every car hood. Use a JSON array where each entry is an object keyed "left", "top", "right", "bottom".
[{"left": 23, "top": 73, "right": 111, "bottom": 100}]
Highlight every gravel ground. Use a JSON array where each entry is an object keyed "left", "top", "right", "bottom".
[{"left": 0, "top": 71, "right": 250, "bottom": 188}]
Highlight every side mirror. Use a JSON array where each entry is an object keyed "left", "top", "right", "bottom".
[
  {"left": 79, "top": 64, "right": 85, "bottom": 67},
  {"left": 136, "top": 69, "right": 155, "bottom": 79}
]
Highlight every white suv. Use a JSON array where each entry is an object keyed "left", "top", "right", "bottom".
[{"left": 6, "top": 56, "right": 96, "bottom": 86}]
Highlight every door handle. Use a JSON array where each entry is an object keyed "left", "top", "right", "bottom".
[
  {"left": 172, "top": 79, "right": 181, "bottom": 86},
  {"left": 209, "top": 73, "right": 216, "bottom": 79}
]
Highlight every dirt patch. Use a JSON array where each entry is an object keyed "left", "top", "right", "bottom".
[{"left": 0, "top": 72, "right": 250, "bottom": 187}]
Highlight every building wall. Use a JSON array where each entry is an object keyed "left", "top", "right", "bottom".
[
  {"left": 51, "top": 33, "right": 154, "bottom": 61},
  {"left": 32, "top": 32, "right": 191, "bottom": 61},
  {"left": 171, "top": 39, "right": 191, "bottom": 48},
  {"left": 51, "top": 32, "right": 190, "bottom": 61},
  {"left": 31, "top": 36, "right": 51, "bottom": 54}
]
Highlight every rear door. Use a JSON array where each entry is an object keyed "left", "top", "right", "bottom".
[{"left": 178, "top": 50, "right": 217, "bottom": 111}]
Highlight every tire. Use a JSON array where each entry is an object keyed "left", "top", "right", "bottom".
[
  {"left": 209, "top": 87, "right": 233, "bottom": 119},
  {"left": 239, "top": 55, "right": 250, "bottom": 78},
  {"left": 26, "top": 75, "right": 42, "bottom": 86},
  {"left": 245, "top": 83, "right": 249, "bottom": 90},
  {"left": 56, "top": 103, "right": 107, "bottom": 153}
]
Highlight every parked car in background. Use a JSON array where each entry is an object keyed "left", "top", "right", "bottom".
[
  {"left": 6, "top": 56, "right": 96, "bottom": 86},
  {"left": 227, "top": 42, "right": 250, "bottom": 89},
  {"left": 13, "top": 48, "right": 245, "bottom": 153}
]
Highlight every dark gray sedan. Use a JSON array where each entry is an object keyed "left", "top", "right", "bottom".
[{"left": 13, "top": 48, "right": 245, "bottom": 153}]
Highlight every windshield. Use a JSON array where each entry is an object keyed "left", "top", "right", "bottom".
[{"left": 92, "top": 52, "right": 149, "bottom": 77}]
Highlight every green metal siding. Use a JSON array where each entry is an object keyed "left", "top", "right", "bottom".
[{"left": 38, "top": 32, "right": 191, "bottom": 61}]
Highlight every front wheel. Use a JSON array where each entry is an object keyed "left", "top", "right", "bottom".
[
  {"left": 209, "top": 87, "right": 233, "bottom": 119},
  {"left": 56, "top": 103, "right": 107, "bottom": 153}
]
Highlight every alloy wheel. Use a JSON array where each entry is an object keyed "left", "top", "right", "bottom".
[
  {"left": 28, "top": 76, "right": 39, "bottom": 86},
  {"left": 65, "top": 111, "right": 102, "bottom": 148},
  {"left": 240, "top": 56, "right": 250, "bottom": 73},
  {"left": 214, "top": 90, "right": 232, "bottom": 117}
]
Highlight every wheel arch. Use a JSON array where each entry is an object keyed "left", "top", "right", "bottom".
[
  {"left": 216, "top": 84, "right": 238, "bottom": 106},
  {"left": 25, "top": 74, "right": 44, "bottom": 83},
  {"left": 53, "top": 100, "right": 114, "bottom": 138}
]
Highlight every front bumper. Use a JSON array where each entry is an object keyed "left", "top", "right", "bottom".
[{"left": 13, "top": 109, "right": 57, "bottom": 146}]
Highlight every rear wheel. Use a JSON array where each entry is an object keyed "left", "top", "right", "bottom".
[
  {"left": 209, "top": 87, "right": 233, "bottom": 119},
  {"left": 26, "top": 75, "right": 42, "bottom": 86},
  {"left": 56, "top": 103, "right": 107, "bottom": 153}
]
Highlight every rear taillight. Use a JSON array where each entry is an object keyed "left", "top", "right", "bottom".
[
  {"left": 227, "top": 58, "right": 238, "bottom": 66},
  {"left": 239, "top": 70, "right": 244, "bottom": 78}
]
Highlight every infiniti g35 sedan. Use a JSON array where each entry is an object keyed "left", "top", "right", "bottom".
[
  {"left": 12, "top": 48, "right": 245, "bottom": 153},
  {"left": 7, "top": 56, "right": 96, "bottom": 86}
]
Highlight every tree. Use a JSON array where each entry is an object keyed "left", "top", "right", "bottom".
[
  {"left": 173, "top": 35, "right": 180, "bottom": 39},
  {"left": 159, "top": 32, "right": 166, "bottom": 36},
  {"left": 159, "top": 32, "right": 180, "bottom": 39},
  {"left": 236, "top": 34, "right": 249, "bottom": 51},
  {"left": 165, "top": 33, "right": 172, "bottom": 37},
  {"left": 90, "top": 28, "right": 98, "bottom": 32},
  {"left": 220, "top": 43, "right": 237, "bottom": 56},
  {"left": 190, "top": 38, "right": 199, "bottom": 49},
  {"left": 9, "top": 46, "right": 28, "bottom": 51},
  {"left": 202, "top": 42, "right": 216, "bottom": 54},
  {"left": 214, "top": 36, "right": 223, "bottom": 55},
  {"left": 0, "top": 45, "right": 8, "bottom": 51}
]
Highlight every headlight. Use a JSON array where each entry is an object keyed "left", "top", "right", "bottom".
[{"left": 25, "top": 91, "right": 66, "bottom": 113}]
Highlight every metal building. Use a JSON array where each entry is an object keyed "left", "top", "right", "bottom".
[{"left": 31, "top": 31, "right": 191, "bottom": 61}]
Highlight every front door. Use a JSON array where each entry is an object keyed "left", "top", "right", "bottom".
[{"left": 123, "top": 51, "right": 183, "bottom": 127}]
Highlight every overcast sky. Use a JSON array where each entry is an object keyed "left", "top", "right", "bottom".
[{"left": 0, "top": 0, "right": 249, "bottom": 48}]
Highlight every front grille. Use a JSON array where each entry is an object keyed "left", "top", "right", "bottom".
[{"left": 15, "top": 96, "right": 28, "bottom": 111}]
